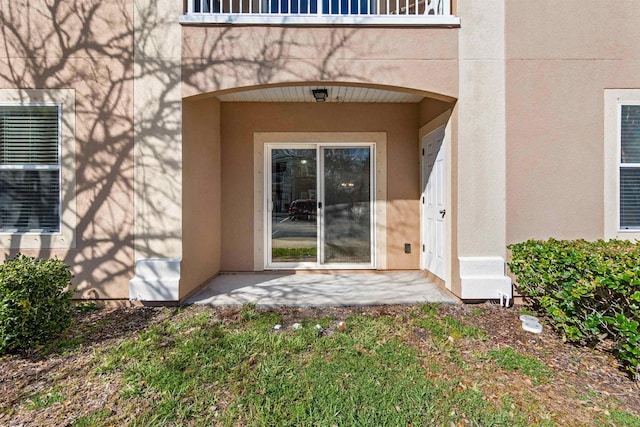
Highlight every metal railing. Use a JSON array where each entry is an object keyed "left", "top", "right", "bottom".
[{"left": 186, "top": 0, "right": 451, "bottom": 17}]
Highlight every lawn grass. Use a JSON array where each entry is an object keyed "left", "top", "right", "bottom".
[
  {"left": 271, "top": 247, "right": 317, "bottom": 259},
  {"left": 481, "top": 347, "right": 554, "bottom": 385},
  {"left": 25, "top": 389, "right": 66, "bottom": 410},
  {"left": 93, "top": 308, "right": 528, "bottom": 426},
  {"left": 5, "top": 304, "right": 639, "bottom": 426}
]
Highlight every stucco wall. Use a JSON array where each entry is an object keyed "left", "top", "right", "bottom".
[
  {"left": 456, "top": 0, "right": 507, "bottom": 258},
  {"left": 505, "top": 1, "right": 640, "bottom": 243},
  {"left": 418, "top": 98, "right": 455, "bottom": 128},
  {"left": 181, "top": 97, "right": 222, "bottom": 298},
  {"left": 182, "top": 26, "right": 458, "bottom": 100},
  {"left": 133, "top": 0, "right": 184, "bottom": 264},
  {"left": 219, "top": 102, "right": 421, "bottom": 271},
  {"left": 0, "top": 0, "right": 135, "bottom": 300}
]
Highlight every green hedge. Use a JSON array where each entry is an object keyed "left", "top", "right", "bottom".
[
  {"left": 0, "top": 254, "right": 74, "bottom": 354},
  {"left": 507, "top": 239, "right": 640, "bottom": 380}
]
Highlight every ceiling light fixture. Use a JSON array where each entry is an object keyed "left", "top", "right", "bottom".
[{"left": 312, "top": 88, "right": 328, "bottom": 103}]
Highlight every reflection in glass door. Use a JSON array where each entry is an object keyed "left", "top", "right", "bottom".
[
  {"left": 270, "top": 148, "right": 318, "bottom": 263},
  {"left": 322, "top": 147, "right": 371, "bottom": 264},
  {"left": 267, "top": 144, "right": 374, "bottom": 267}
]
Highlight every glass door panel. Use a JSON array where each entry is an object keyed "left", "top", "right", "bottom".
[
  {"left": 271, "top": 149, "right": 317, "bottom": 263},
  {"left": 322, "top": 147, "right": 372, "bottom": 264}
]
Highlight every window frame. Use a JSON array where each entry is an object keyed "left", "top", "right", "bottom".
[
  {"left": 0, "top": 103, "right": 63, "bottom": 234},
  {"left": 604, "top": 90, "right": 640, "bottom": 240},
  {"left": 618, "top": 103, "right": 640, "bottom": 231},
  {"left": 0, "top": 89, "right": 76, "bottom": 249}
]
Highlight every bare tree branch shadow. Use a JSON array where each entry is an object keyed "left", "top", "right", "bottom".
[{"left": 0, "top": 0, "right": 423, "bottom": 301}]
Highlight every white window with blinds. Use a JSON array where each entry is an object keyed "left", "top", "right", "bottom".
[
  {"left": 0, "top": 105, "right": 61, "bottom": 233},
  {"left": 0, "top": 89, "right": 75, "bottom": 249},
  {"left": 605, "top": 90, "right": 640, "bottom": 240},
  {"left": 619, "top": 104, "right": 640, "bottom": 230}
]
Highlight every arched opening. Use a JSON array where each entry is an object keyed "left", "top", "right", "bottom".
[{"left": 181, "top": 82, "right": 456, "bottom": 297}]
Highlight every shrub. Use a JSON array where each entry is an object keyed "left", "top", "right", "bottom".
[
  {"left": 507, "top": 239, "right": 640, "bottom": 380},
  {"left": 0, "top": 254, "right": 74, "bottom": 354}
]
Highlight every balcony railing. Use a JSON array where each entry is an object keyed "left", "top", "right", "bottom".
[{"left": 181, "top": 0, "right": 459, "bottom": 25}]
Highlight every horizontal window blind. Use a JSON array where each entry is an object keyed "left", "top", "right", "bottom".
[
  {"left": 620, "top": 167, "right": 640, "bottom": 229},
  {"left": 0, "top": 105, "right": 61, "bottom": 233},
  {"left": 621, "top": 105, "right": 640, "bottom": 164}
]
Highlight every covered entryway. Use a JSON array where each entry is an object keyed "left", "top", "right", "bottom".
[
  {"left": 181, "top": 82, "right": 458, "bottom": 302},
  {"left": 266, "top": 143, "right": 375, "bottom": 268}
]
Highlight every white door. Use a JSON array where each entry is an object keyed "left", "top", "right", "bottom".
[{"left": 421, "top": 127, "right": 446, "bottom": 279}]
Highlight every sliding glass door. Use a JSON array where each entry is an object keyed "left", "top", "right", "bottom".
[
  {"left": 270, "top": 148, "right": 318, "bottom": 263},
  {"left": 267, "top": 144, "right": 374, "bottom": 268},
  {"left": 322, "top": 147, "right": 372, "bottom": 264}
]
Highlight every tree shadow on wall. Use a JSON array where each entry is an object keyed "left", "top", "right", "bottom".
[
  {"left": 181, "top": 24, "right": 370, "bottom": 91},
  {"left": 0, "top": 0, "right": 396, "bottom": 300}
]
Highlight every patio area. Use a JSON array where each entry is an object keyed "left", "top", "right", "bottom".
[{"left": 185, "top": 271, "right": 460, "bottom": 307}]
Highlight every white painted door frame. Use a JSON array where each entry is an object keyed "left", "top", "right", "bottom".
[{"left": 264, "top": 142, "right": 376, "bottom": 270}]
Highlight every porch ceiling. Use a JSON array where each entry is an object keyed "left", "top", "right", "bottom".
[{"left": 216, "top": 85, "right": 424, "bottom": 103}]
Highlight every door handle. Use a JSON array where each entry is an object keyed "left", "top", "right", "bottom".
[{"left": 439, "top": 209, "right": 446, "bottom": 218}]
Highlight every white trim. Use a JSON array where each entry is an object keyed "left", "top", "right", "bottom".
[
  {"left": 179, "top": 14, "right": 460, "bottom": 26},
  {"left": 0, "top": 165, "right": 61, "bottom": 170},
  {"left": 254, "top": 132, "right": 387, "bottom": 271},
  {"left": 617, "top": 103, "right": 640, "bottom": 231},
  {"left": 264, "top": 143, "right": 318, "bottom": 267},
  {"left": 458, "top": 256, "right": 512, "bottom": 300},
  {"left": 129, "top": 258, "right": 181, "bottom": 301},
  {"left": 264, "top": 142, "right": 376, "bottom": 269},
  {"left": 604, "top": 89, "right": 640, "bottom": 240},
  {"left": 0, "top": 103, "right": 61, "bottom": 234},
  {"left": 0, "top": 89, "right": 76, "bottom": 249}
]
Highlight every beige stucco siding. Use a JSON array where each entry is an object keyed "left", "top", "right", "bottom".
[
  {"left": 448, "top": 108, "right": 460, "bottom": 295},
  {"left": 505, "top": 1, "right": 640, "bottom": 244},
  {"left": 182, "top": 26, "right": 459, "bottom": 100},
  {"left": 181, "top": 97, "right": 222, "bottom": 299},
  {"left": 455, "top": 0, "right": 508, "bottom": 259},
  {"left": 0, "top": 0, "right": 136, "bottom": 300},
  {"left": 505, "top": 1, "right": 640, "bottom": 60},
  {"left": 219, "top": 102, "right": 421, "bottom": 271},
  {"left": 418, "top": 98, "right": 455, "bottom": 128}
]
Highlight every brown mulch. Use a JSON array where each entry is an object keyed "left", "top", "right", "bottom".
[
  {"left": 434, "top": 304, "right": 640, "bottom": 425},
  {"left": 0, "top": 303, "right": 638, "bottom": 426}
]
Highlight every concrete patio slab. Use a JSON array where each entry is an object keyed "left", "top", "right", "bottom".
[{"left": 185, "top": 271, "right": 460, "bottom": 307}]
